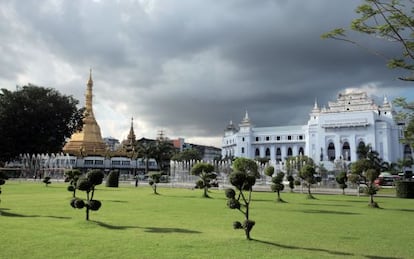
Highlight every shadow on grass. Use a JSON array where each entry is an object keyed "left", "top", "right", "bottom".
[
  {"left": 298, "top": 209, "right": 360, "bottom": 215},
  {"left": 298, "top": 203, "right": 351, "bottom": 207},
  {"left": 0, "top": 208, "right": 71, "bottom": 219},
  {"left": 92, "top": 220, "right": 201, "bottom": 234},
  {"left": 390, "top": 208, "right": 414, "bottom": 213},
  {"left": 252, "top": 239, "right": 353, "bottom": 257},
  {"left": 253, "top": 239, "right": 403, "bottom": 259}
]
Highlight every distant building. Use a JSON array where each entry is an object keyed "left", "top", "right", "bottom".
[
  {"left": 222, "top": 89, "right": 412, "bottom": 168},
  {"left": 103, "top": 137, "right": 120, "bottom": 151}
]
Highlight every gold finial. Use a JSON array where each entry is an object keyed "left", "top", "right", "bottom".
[{"left": 87, "top": 68, "right": 93, "bottom": 86}]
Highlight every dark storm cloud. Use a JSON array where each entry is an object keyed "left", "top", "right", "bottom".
[{"left": 0, "top": 0, "right": 411, "bottom": 146}]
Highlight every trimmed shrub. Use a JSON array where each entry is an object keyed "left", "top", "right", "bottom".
[
  {"left": 88, "top": 200, "right": 102, "bottom": 211},
  {"left": 106, "top": 170, "right": 119, "bottom": 187},
  {"left": 396, "top": 181, "right": 414, "bottom": 198}
]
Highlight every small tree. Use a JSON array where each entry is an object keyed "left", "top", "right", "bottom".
[
  {"left": 351, "top": 159, "right": 381, "bottom": 208},
  {"left": 148, "top": 171, "right": 161, "bottom": 195},
  {"left": 106, "top": 170, "right": 119, "bottom": 188},
  {"left": 65, "top": 169, "right": 82, "bottom": 198},
  {"left": 287, "top": 175, "right": 295, "bottom": 193},
  {"left": 42, "top": 176, "right": 51, "bottom": 187},
  {"left": 271, "top": 172, "right": 286, "bottom": 202},
  {"left": 70, "top": 170, "right": 104, "bottom": 220},
  {"left": 299, "top": 164, "right": 317, "bottom": 199},
  {"left": 225, "top": 157, "right": 258, "bottom": 240},
  {"left": 191, "top": 162, "right": 216, "bottom": 198},
  {"left": 265, "top": 166, "right": 285, "bottom": 202},
  {"left": 336, "top": 171, "right": 348, "bottom": 195}
]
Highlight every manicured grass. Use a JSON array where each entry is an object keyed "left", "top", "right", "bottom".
[{"left": 1, "top": 181, "right": 413, "bottom": 258}]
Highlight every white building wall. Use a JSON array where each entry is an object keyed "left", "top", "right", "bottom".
[{"left": 222, "top": 89, "right": 408, "bottom": 167}]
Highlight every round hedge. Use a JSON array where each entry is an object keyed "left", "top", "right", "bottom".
[
  {"left": 67, "top": 185, "right": 75, "bottom": 192},
  {"left": 395, "top": 181, "right": 414, "bottom": 198},
  {"left": 227, "top": 198, "right": 241, "bottom": 209},
  {"left": 225, "top": 188, "right": 236, "bottom": 199},
  {"left": 88, "top": 200, "right": 102, "bottom": 211},
  {"left": 74, "top": 199, "right": 85, "bottom": 209},
  {"left": 106, "top": 171, "right": 119, "bottom": 188}
]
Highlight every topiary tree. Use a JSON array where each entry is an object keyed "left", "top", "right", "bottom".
[
  {"left": 148, "top": 171, "right": 161, "bottom": 195},
  {"left": 65, "top": 169, "right": 82, "bottom": 198},
  {"left": 265, "top": 166, "right": 286, "bottom": 202},
  {"left": 299, "top": 164, "right": 317, "bottom": 199},
  {"left": 191, "top": 162, "right": 216, "bottom": 198},
  {"left": 225, "top": 157, "right": 258, "bottom": 240},
  {"left": 70, "top": 169, "right": 104, "bottom": 220},
  {"left": 271, "top": 172, "right": 286, "bottom": 202},
  {"left": 336, "top": 171, "right": 348, "bottom": 195},
  {"left": 287, "top": 175, "right": 295, "bottom": 193},
  {"left": 351, "top": 143, "right": 383, "bottom": 208},
  {"left": 105, "top": 170, "right": 119, "bottom": 188},
  {"left": 42, "top": 176, "right": 51, "bottom": 187}
]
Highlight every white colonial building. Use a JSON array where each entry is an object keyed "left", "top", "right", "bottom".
[{"left": 222, "top": 89, "right": 411, "bottom": 168}]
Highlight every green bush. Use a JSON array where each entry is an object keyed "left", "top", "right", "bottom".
[
  {"left": 106, "top": 170, "right": 119, "bottom": 187},
  {"left": 395, "top": 181, "right": 414, "bottom": 198}
]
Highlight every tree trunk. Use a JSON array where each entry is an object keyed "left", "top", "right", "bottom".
[
  {"left": 203, "top": 186, "right": 208, "bottom": 198},
  {"left": 245, "top": 228, "right": 251, "bottom": 240}
]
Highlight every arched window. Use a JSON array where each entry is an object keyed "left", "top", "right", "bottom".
[
  {"left": 342, "top": 142, "right": 350, "bottom": 161},
  {"left": 255, "top": 148, "right": 260, "bottom": 157},
  {"left": 265, "top": 148, "right": 270, "bottom": 157},
  {"left": 298, "top": 147, "right": 304, "bottom": 156},
  {"left": 327, "top": 142, "right": 335, "bottom": 161},
  {"left": 276, "top": 148, "right": 282, "bottom": 162},
  {"left": 287, "top": 147, "right": 293, "bottom": 157}
]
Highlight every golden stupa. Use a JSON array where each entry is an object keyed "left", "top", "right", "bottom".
[{"left": 63, "top": 70, "right": 107, "bottom": 156}]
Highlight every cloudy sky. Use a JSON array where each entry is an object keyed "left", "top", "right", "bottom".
[{"left": 1, "top": 0, "right": 412, "bottom": 148}]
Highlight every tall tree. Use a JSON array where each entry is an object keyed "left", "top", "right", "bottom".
[
  {"left": 225, "top": 157, "right": 259, "bottom": 240},
  {"left": 0, "top": 85, "right": 84, "bottom": 162},
  {"left": 171, "top": 148, "right": 202, "bottom": 161},
  {"left": 322, "top": 0, "right": 414, "bottom": 81},
  {"left": 152, "top": 139, "right": 175, "bottom": 173}
]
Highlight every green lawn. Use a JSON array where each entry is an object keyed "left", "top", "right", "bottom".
[{"left": 1, "top": 181, "right": 413, "bottom": 259}]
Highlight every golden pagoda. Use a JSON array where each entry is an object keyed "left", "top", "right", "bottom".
[{"left": 63, "top": 70, "right": 107, "bottom": 156}]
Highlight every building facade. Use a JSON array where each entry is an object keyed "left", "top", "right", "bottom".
[{"left": 222, "top": 89, "right": 411, "bottom": 168}]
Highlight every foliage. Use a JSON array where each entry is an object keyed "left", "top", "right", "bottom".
[
  {"left": 171, "top": 148, "right": 202, "bottom": 161},
  {"left": 64, "top": 169, "right": 82, "bottom": 197},
  {"left": 106, "top": 170, "right": 119, "bottom": 188},
  {"left": 225, "top": 157, "right": 258, "bottom": 240},
  {"left": 299, "top": 164, "right": 318, "bottom": 199},
  {"left": 135, "top": 139, "right": 175, "bottom": 174},
  {"left": 270, "top": 172, "right": 285, "bottom": 202},
  {"left": 286, "top": 175, "right": 295, "bottom": 192},
  {"left": 395, "top": 180, "right": 414, "bottom": 198},
  {"left": 264, "top": 166, "right": 274, "bottom": 177},
  {"left": 394, "top": 97, "right": 414, "bottom": 149},
  {"left": 148, "top": 171, "right": 161, "bottom": 195},
  {"left": 351, "top": 143, "right": 382, "bottom": 207},
  {"left": 336, "top": 172, "right": 348, "bottom": 195},
  {"left": 70, "top": 169, "right": 104, "bottom": 220},
  {"left": 0, "top": 85, "right": 84, "bottom": 162},
  {"left": 191, "top": 162, "right": 216, "bottom": 198},
  {"left": 42, "top": 176, "right": 51, "bottom": 187},
  {"left": 322, "top": 0, "right": 414, "bottom": 81}
]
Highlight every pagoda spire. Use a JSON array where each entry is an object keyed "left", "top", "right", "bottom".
[
  {"left": 85, "top": 68, "right": 94, "bottom": 116},
  {"left": 127, "top": 117, "right": 136, "bottom": 143}
]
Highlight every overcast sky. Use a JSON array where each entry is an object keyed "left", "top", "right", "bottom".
[{"left": 1, "top": 0, "right": 412, "bottom": 148}]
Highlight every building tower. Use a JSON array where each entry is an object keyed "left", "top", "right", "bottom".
[
  {"left": 62, "top": 70, "right": 107, "bottom": 156},
  {"left": 121, "top": 117, "right": 137, "bottom": 153}
]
